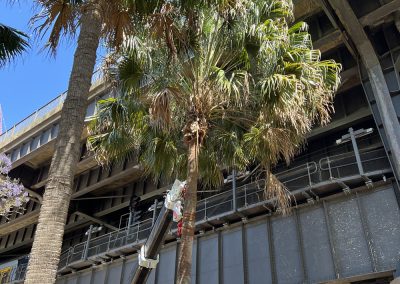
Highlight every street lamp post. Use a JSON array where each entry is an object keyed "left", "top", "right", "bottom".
[
  {"left": 336, "top": 127, "right": 373, "bottom": 186},
  {"left": 83, "top": 225, "right": 102, "bottom": 260}
]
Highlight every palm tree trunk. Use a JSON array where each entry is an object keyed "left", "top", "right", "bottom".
[
  {"left": 176, "top": 140, "right": 199, "bottom": 284},
  {"left": 24, "top": 4, "right": 102, "bottom": 284}
]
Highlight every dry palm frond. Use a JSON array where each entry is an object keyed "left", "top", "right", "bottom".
[
  {"left": 32, "top": 0, "right": 79, "bottom": 54},
  {"left": 265, "top": 170, "right": 292, "bottom": 215},
  {"left": 149, "top": 89, "right": 172, "bottom": 130}
]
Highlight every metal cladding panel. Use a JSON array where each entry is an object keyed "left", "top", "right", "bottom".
[
  {"left": 40, "top": 128, "right": 52, "bottom": 145},
  {"left": 360, "top": 188, "right": 400, "bottom": 270},
  {"left": 147, "top": 267, "right": 156, "bottom": 284},
  {"left": 327, "top": 197, "right": 373, "bottom": 277},
  {"left": 198, "top": 234, "right": 219, "bottom": 284},
  {"left": 272, "top": 215, "right": 303, "bottom": 284},
  {"left": 122, "top": 259, "right": 138, "bottom": 284},
  {"left": 222, "top": 228, "right": 244, "bottom": 284},
  {"left": 245, "top": 221, "right": 272, "bottom": 284},
  {"left": 299, "top": 206, "right": 336, "bottom": 283},
  {"left": 156, "top": 244, "right": 177, "bottom": 284},
  {"left": 77, "top": 271, "right": 92, "bottom": 284},
  {"left": 56, "top": 278, "right": 65, "bottom": 284},
  {"left": 65, "top": 276, "right": 78, "bottom": 284},
  {"left": 107, "top": 263, "right": 123, "bottom": 284},
  {"left": 92, "top": 267, "right": 106, "bottom": 284},
  {"left": 55, "top": 187, "right": 400, "bottom": 284},
  {"left": 190, "top": 240, "right": 197, "bottom": 283}
]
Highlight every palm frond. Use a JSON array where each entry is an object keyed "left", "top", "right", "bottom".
[{"left": 0, "top": 23, "right": 29, "bottom": 66}]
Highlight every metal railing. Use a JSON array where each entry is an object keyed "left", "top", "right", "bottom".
[
  {"left": 58, "top": 218, "right": 153, "bottom": 268},
  {"left": 0, "top": 93, "right": 66, "bottom": 148},
  {"left": 6, "top": 147, "right": 391, "bottom": 281}
]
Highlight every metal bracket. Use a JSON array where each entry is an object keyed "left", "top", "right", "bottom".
[
  {"left": 361, "top": 175, "right": 374, "bottom": 189},
  {"left": 138, "top": 246, "right": 159, "bottom": 269}
]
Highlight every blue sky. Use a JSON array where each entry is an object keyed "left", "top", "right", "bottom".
[{"left": 0, "top": 2, "right": 104, "bottom": 132}]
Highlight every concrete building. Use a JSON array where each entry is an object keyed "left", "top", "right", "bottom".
[{"left": 1, "top": 0, "right": 400, "bottom": 283}]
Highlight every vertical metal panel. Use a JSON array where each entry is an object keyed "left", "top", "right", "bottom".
[
  {"left": 191, "top": 239, "right": 197, "bottom": 284},
  {"left": 298, "top": 206, "right": 336, "bottom": 283},
  {"left": 156, "top": 244, "right": 177, "bottom": 284},
  {"left": 327, "top": 197, "right": 373, "bottom": 277},
  {"left": 147, "top": 268, "right": 156, "bottom": 284},
  {"left": 122, "top": 259, "right": 138, "bottom": 284},
  {"left": 245, "top": 221, "right": 273, "bottom": 284},
  {"left": 271, "top": 215, "right": 303, "bottom": 284},
  {"left": 198, "top": 235, "right": 219, "bottom": 284},
  {"left": 221, "top": 228, "right": 244, "bottom": 284},
  {"left": 51, "top": 123, "right": 59, "bottom": 139},
  {"left": 31, "top": 135, "right": 40, "bottom": 151},
  {"left": 65, "top": 276, "right": 78, "bottom": 284},
  {"left": 40, "top": 128, "right": 52, "bottom": 145},
  {"left": 77, "top": 271, "right": 92, "bottom": 284},
  {"left": 107, "top": 263, "right": 123, "bottom": 284},
  {"left": 55, "top": 278, "right": 66, "bottom": 284},
  {"left": 92, "top": 267, "right": 106, "bottom": 284},
  {"left": 86, "top": 101, "right": 96, "bottom": 117},
  {"left": 360, "top": 187, "right": 400, "bottom": 270}
]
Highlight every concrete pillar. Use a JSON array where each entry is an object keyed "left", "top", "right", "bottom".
[{"left": 327, "top": 0, "right": 400, "bottom": 183}]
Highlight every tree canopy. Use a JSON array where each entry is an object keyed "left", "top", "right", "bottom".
[{"left": 88, "top": 0, "right": 341, "bottom": 212}]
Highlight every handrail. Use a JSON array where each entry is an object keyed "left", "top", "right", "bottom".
[
  {"left": 0, "top": 93, "right": 66, "bottom": 148},
  {"left": 319, "top": 148, "right": 387, "bottom": 171}
]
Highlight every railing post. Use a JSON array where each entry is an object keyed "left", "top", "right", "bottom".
[
  {"left": 204, "top": 198, "right": 207, "bottom": 220},
  {"left": 326, "top": 157, "right": 333, "bottom": 179},
  {"left": 307, "top": 163, "right": 312, "bottom": 187},
  {"left": 232, "top": 169, "right": 237, "bottom": 211},
  {"left": 107, "top": 233, "right": 112, "bottom": 251},
  {"left": 33, "top": 110, "right": 38, "bottom": 122},
  {"left": 244, "top": 185, "right": 248, "bottom": 206},
  {"left": 349, "top": 127, "right": 365, "bottom": 175},
  {"left": 137, "top": 222, "right": 140, "bottom": 242},
  {"left": 83, "top": 225, "right": 93, "bottom": 260},
  {"left": 67, "top": 246, "right": 74, "bottom": 266}
]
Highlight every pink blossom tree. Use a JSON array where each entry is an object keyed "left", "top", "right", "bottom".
[{"left": 0, "top": 153, "right": 29, "bottom": 216}]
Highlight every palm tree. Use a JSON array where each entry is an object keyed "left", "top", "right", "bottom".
[
  {"left": 24, "top": 1, "right": 166, "bottom": 283},
  {"left": 88, "top": 1, "right": 341, "bottom": 282},
  {"left": 0, "top": 23, "right": 29, "bottom": 67}
]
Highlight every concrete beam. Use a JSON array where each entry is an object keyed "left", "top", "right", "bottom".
[
  {"left": 359, "top": 0, "right": 400, "bottom": 27},
  {"left": 328, "top": 0, "right": 400, "bottom": 183},
  {"left": 337, "top": 66, "right": 360, "bottom": 92},
  {"left": 313, "top": 29, "right": 343, "bottom": 53},
  {"left": 0, "top": 211, "right": 39, "bottom": 236},
  {"left": 73, "top": 211, "right": 118, "bottom": 231},
  {"left": 294, "top": 0, "right": 322, "bottom": 20},
  {"left": 71, "top": 164, "right": 142, "bottom": 199}
]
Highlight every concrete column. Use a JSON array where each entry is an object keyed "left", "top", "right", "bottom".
[{"left": 328, "top": 0, "right": 400, "bottom": 182}]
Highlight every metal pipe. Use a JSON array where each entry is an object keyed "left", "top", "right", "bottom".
[
  {"left": 349, "top": 127, "right": 364, "bottom": 175},
  {"left": 83, "top": 224, "right": 93, "bottom": 260},
  {"left": 232, "top": 169, "right": 237, "bottom": 211},
  {"left": 127, "top": 210, "right": 133, "bottom": 237}
]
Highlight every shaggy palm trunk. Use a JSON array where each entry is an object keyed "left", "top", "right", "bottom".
[
  {"left": 176, "top": 141, "right": 199, "bottom": 284},
  {"left": 24, "top": 5, "right": 102, "bottom": 284}
]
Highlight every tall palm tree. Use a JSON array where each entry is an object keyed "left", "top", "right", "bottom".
[
  {"left": 0, "top": 23, "right": 29, "bottom": 67},
  {"left": 24, "top": 1, "right": 166, "bottom": 283},
  {"left": 88, "top": 1, "right": 341, "bottom": 282}
]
